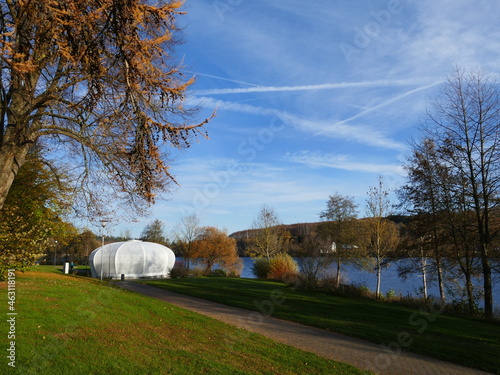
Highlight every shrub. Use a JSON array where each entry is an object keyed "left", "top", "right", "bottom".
[
  {"left": 189, "top": 267, "right": 208, "bottom": 277},
  {"left": 226, "top": 269, "right": 241, "bottom": 278},
  {"left": 209, "top": 269, "right": 227, "bottom": 277},
  {"left": 267, "top": 253, "right": 299, "bottom": 282},
  {"left": 386, "top": 288, "right": 397, "bottom": 299},
  {"left": 493, "top": 306, "right": 500, "bottom": 320},
  {"left": 169, "top": 261, "right": 189, "bottom": 278},
  {"left": 327, "top": 283, "right": 375, "bottom": 299},
  {"left": 218, "top": 257, "right": 243, "bottom": 277},
  {"left": 251, "top": 257, "right": 271, "bottom": 279},
  {"left": 297, "top": 256, "right": 334, "bottom": 289}
]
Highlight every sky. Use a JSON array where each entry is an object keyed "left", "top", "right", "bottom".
[{"left": 107, "top": 0, "right": 500, "bottom": 239}]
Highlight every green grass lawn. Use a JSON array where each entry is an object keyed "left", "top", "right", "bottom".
[
  {"left": 0, "top": 267, "right": 372, "bottom": 375},
  {"left": 145, "top": 277, "right": 500, "bottom": 374}
]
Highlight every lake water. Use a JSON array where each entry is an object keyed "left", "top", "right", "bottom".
[{"left": 234, "top": 257, "right": 500, "bottom": 310}]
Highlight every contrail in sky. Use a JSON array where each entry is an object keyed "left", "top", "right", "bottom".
[
  {"left": 193, "top": 78, "right": 442, "bottom": 95},
  {"left": 327, "top": 81, "right": 444, "bottom": 128},
  {"left": 183, "top": 70, "right": 261, "bottom": 88}
]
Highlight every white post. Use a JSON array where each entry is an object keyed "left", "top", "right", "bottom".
[
  {"left": 53, "top": 240, "right": 58, "bottom": 266},
  {"left": 100, "top": 220, "right": 108, "bottom": 281}
]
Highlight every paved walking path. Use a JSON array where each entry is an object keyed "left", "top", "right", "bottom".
[{"left": 115, "top": 281, "right": 492, "bottom": 375}]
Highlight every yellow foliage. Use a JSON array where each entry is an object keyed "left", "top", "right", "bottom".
[
  {"left": 0, "top": 207, "right": 49, "bottom": 278},
  {"left": 0, "top": 0, "right": 213, "bottom": 218},
  {"left": 192, "top": 227, "right": 242, "bottom": 274}
]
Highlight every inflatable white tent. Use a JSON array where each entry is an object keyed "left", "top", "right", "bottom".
[{"left": 89, "top": 240, "right": 176, "bottom": 280}]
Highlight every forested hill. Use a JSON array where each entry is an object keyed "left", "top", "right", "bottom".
[
  {"left": 229, "top": 215, "right": 410, "bottom": 241},
  {"left": 230, "top": 222, "right": 320, "bottom": 242}
]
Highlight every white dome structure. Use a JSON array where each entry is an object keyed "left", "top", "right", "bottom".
[{"left": 89, "top": 240, "right": 175, "bottom": 280}]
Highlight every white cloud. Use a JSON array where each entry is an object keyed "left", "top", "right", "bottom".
[
  {"left": 284, "top": 151, "right": 404, "bottom": 175},
  {"left": 388, "top": 0, "right": 500, "bottom": 76},
  {"left": 192, "top": 96, "right": 407, "bottom": 151},
  {"left": 282, "top": 113, "right": 407, "bottom": 151}
]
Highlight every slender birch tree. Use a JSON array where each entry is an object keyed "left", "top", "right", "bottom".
[{"left": 365, "top": 176, "right": 399, "bottom": 298}]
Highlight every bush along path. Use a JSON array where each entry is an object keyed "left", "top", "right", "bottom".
[{"left": 116, "top": 281, "right": 494, "bottom": 375}]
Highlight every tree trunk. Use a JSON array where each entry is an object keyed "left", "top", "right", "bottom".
[
  {"left": 375, "top": 257, "right": 381, "bottom": 299},
  {"left": 464, "top": 271, "right": 474, "bottom": 313},
  {"left": 435, "top": 255, "right": 446, "bottom": 302},
  {"left": 421, "top": 250, "right": 428, "bottom": 300},
  {"left": 205, "top": 260, "right": 214, "bottom": 274},
  {"left": 335, "top": 258, "right": 341, "bottom": 288},
  {"left": 469, "top": 175, "right": 494, "bottom": 318},
  {"left": 459, "top": 244, "right": 476, "bottom": 315},
  {"left": 0, "top": 141, "right": 31, "bottom": 210},
  {"left": 480, "top": 246, "right": 493, "bottom": 319}
]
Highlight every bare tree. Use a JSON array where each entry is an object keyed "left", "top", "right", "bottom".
[
  {"left": 0, "top": 1, "right": 212, "bottom": 216},
  {"left": 295, "top": 230, "right": 335, "bottom": 288},
  {"left": 171, "top": 213, "right": 201, "bottom": 269},
  {"left": 119, "top": 229, "right": 133, "bottom": 241},
  {"left": 247, "top": 205, "right": 286, "bottom": 260},
  {"left": 425, "top": 67, "right": 500, "bottom": 318},
  {"left": 318, "top": 193, "right": 360, "bottom": 287},
  {"left": 365, "top": 176, "right": 399, "bottom": 298}
]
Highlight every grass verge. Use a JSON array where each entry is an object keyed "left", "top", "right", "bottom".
[
  {"left": 145, "top": 277, "right": 500, "bottom": 374},
  {"left": 0, "top": 267, "right": 372, "bottom": 375}
]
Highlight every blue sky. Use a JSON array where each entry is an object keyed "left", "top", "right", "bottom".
[{"left": 108, "top": 0, "right": 500, "bottom": 238}]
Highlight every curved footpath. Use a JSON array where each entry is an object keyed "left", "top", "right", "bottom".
[{"left": 115, "top": 282, "right": 492, "bottom": 375}]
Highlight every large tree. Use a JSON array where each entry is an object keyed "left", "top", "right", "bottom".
[
  {"left": 424, "top": 67, "right": 500, "bottom": 318},
  {"left": 0, "top": 0, "right": 211, "bottom": 216}
]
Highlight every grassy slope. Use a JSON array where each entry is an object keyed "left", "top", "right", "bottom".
[
  {"left": 146, "top": 277, "right": 500, "bottom": 374},
  {"left": 0, "top": 267, "right": 372, "bottom": 375}
]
